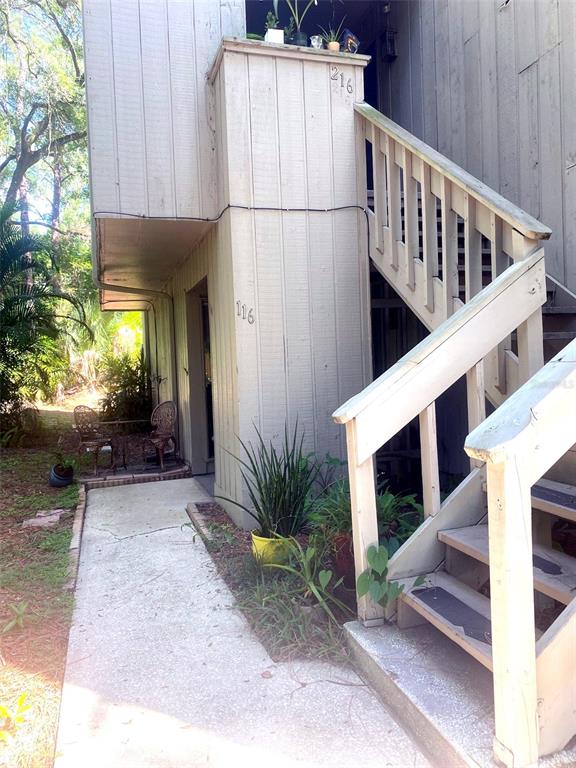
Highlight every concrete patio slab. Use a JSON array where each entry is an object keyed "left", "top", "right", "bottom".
[{"left": 55, "top": 478, "right": 431, "bottom": 768}]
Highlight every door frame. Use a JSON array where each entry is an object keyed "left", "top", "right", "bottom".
[{"left": 186, "top": 278, "right": 212, "bottom": 474}]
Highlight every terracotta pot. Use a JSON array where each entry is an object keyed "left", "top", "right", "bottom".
[
  {"left": 327, "top": 41, "right": 340, "bottom": 52},
  {"left": 333, "top": 532, "right": 355, "bottom": 588}
]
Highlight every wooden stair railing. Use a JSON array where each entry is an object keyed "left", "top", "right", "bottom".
[
  {"left": 332, "top": 249, "right": 546, "bottom": 624},
  {"left": 465, "top": 338, "right": 576, "bottom": 766},
  {"left": 356, "top": 102, "right": 551, "bottom": 400}
]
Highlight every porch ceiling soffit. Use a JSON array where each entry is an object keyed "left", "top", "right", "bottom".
[{"left": 95, "top": 216, "right": 213, "bottom": 309}]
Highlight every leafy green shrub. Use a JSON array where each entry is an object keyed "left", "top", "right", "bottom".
[
  {"left": 99, "top": 348, "right": 152, "bottom": 423},
  {"left": 309, "top": 479, "right": 424, "bottom": 553},
  {"left": 357, "top": 545, "right": 424, "bottom": 608},
  {"left": 264, "top": 536, "right": 352, "bottom": 622}
]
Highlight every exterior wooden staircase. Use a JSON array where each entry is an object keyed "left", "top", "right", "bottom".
[{"left": 334, "top": 103, "right": 576, "bottom": 767}]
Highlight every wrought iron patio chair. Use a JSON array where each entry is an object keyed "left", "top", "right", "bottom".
[
  {"left": 145, "top": 400, "right": 178, "bottom": 472},
  {"left": 73, "top": 405, "right": 112, "bottom": 475}
]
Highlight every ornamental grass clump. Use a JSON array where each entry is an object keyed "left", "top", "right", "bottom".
[{"left": 223, "top": 424, "right": 319, "bottom": 538}]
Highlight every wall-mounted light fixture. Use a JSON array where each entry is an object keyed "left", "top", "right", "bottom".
[{"left": 381, "top": 28, "right": 397, "bottom": 62}]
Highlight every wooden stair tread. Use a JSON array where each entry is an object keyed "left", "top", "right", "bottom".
[
  {"left": 532, "top": 479, "right": 576, "bottom": 523},
  {"left": 401, "top": 572, "right": 493, "bottom": 670},
  {"left": 439, "top": 525, "right": 576, "bottom": 605}
]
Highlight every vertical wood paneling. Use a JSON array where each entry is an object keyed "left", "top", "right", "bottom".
[
  {"left": 560, "top": 0, "right": 576, "bottom": 292},
  {"left": 408, "top": 1, "right": 424, "bottom": 141},
  {"left": 385, "top": 0, "right": 571, "bottom": 290},
  {"left": 331, "top": 65, "right": 363, "bottom": 454},
  {"left": 304, "top": 60, "right": 340, "bottom": 458},
  {"left": 110, "top": 1, "right": 147, "bottom": 215},
  {"left": 434, "top": 0, "right": 451, "bottom": 157},
  {"left": 495, "top": 0, "right": 519, "bottom": 205},
  {"left": 463, "top": 32, "right": 482, "bottom": 179},
  {"left": 448, "top": 1, "right": 465, "bottom": 168},
  {"left": 276, "top": 57, "right": 315, "bottom": 449},
  {"left": 518, "top": 63, "right": 540, "bottom": 218},
  {"left": 421, "top": 0, "right": 438, "bottom": 147},
  {"left": 248, "top": 55, "right": 286, "bottom": 441},
  {"left": 139, "top": 0, "right": 175, "bottom": 216},
  {"left": 167, "top": 2, "right": 200, "bottom": 217},
  {"left": 220, "top": 0, "right": 245, "bottom": 35},
  {"left": 84, "top": 0, "right": 244, "bottom": 219},
  {"left": 538, "top": 45, "right": 563, "bottom": 280},
  {"left": 193, "top": 1, "right": 222, "bottom": 217},
  {"left": 479, "top": 3, "right": 499, "bottom": 190},
  {"left": 83, "top": 0, "right": 119, "bottom": 212},
  {"left": 515, "top": 0, "right": 538, "bottom": 73}
]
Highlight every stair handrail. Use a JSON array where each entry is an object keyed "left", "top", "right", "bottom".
[
  {"left": 332, "top": 249, "right": 546, "bottom": 625},
  {"left": 356, "top": 102, "right": 551, "bottom": 396},
  {"left": 463, "top": 338, "right": 576, "bottom": 767},
  {"left": 356, "top": 102, "right": 551, "bottom": 242}
]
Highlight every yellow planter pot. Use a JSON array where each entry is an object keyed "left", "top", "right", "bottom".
[{"left": 251, "top": 532, "right": 290, "bottom": 564}]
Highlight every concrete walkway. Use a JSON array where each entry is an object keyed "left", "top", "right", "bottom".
[{"left": 55, "top": 478, "right": 431, "bottom": 768}]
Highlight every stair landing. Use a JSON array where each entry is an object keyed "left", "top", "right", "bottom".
[{"left": 345, "top": 620, "right": 576, "bottom": 768}]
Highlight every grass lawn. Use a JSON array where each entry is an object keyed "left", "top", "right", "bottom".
[{"left": 0, "top": 411, "right": 85, "bottom": 768}]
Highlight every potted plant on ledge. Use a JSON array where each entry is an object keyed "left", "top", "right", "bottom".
[
  {"left": 264, "top": 9, "right": 284, "bottom": 44},
  {"left": 274, "top": 0, "right": 318, "bottom": 47},
  {"left": 319, "top": 18, "right": 345, "bottom": 52},
  {"left": 219, "top": 424, "right": 319, "bottom": 564}
]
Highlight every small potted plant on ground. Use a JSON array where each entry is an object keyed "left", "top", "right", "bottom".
[
  {"left": 218, "top": 424, "right": 319, "bottom": 564},
  {"left": 309, "top": 480, "right": 424, "bottom": 587},
  {"left": 264, "top": 9, "right": 284, "bottom": 44},
  {"left": 49, "top": 452, "right": 76, "bottom": 487},
  {"left": 319, "top": 18, "right": 345, "bottom": 52},
  {"left": 274, "top": 0, "right": 317, "bottom": 47}
]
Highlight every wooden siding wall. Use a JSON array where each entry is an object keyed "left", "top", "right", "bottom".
[
  {"left": 379, "top": 0, "right": 575, "bottom": 291},
  {"left": 148, "top": 218, "right": 241, "bottom": 516},
  {"left": 83, "top": 0, "right": 245, "bottom": 220},
  {"left": 216, "top": 42, "right": 372, "bottom": 472}
]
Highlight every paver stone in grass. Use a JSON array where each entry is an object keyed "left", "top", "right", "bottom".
[{"left": 22, "top": 510, "right": 63, "bottom": 528}]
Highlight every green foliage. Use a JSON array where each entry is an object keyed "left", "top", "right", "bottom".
[
  {"left": 0, "top": 201, "right": 89, "bottom": 412},
  {"left": 37, "top": 528, "right": 72, "bottom": 554},
  {"left": 265, "top": 10, "right": 279, "bottom": 29},
  {"left": 308, "top": 478, "right": 352, "bottom": 536},
  {"left": 273, "top": 0, "right": 318, "bottom": 31},
  {"left": 376, "top": 485, "right": 424, "bottom": 555},
  {"left": 2, "top": 601, "right": 31, "bottom": 634},
  {"left": 264, "top": 536, "right": 352, "bottom": 623},
  {"left": 309, "top": 478, "right": 424, "bottom": 550},
  {"left": 52, "top": 451, "right": 75, "bottom": 472},
  {"left": 2, "top": 483, "right": 79, "bottom": 521},
  {"left": 357, "top": 545, "right": 425, "bottom": 608},
  {"left": 0, "top": 693, "right": 30, "bottom": 743},
  {"left": 98, "top": 348, "right": 152, "bottom": 422},
  {"left": 219, "top": 423, "right": 320, "bottom": 537},
  {"left": 237, "top": 574, "right": 349, "bottom": 663},
  {"left": 0, "top": 0, "right": 86, "bottom": 207},
  {"left": 318, "top": 18, "right": 346, "bottom": 43}
]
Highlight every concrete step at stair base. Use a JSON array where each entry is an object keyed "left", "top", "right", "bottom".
[{"left": 345, "top": 620, "right": 576, "bottom": 768}]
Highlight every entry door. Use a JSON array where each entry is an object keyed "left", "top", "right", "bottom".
[{"left": 185, "top": 280, "right": 213, "bottom": 474}]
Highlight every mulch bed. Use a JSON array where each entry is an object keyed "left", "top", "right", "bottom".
[{"left": 192, "top": 501, "right": 357, "bottom": 664}]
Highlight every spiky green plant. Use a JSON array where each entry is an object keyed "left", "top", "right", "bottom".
[
  {"left": 218, "top": 423, "right": 320, "bottom": 537},
  {"left": 273, "top": 0, "right": 318, "bottom": 31}
]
